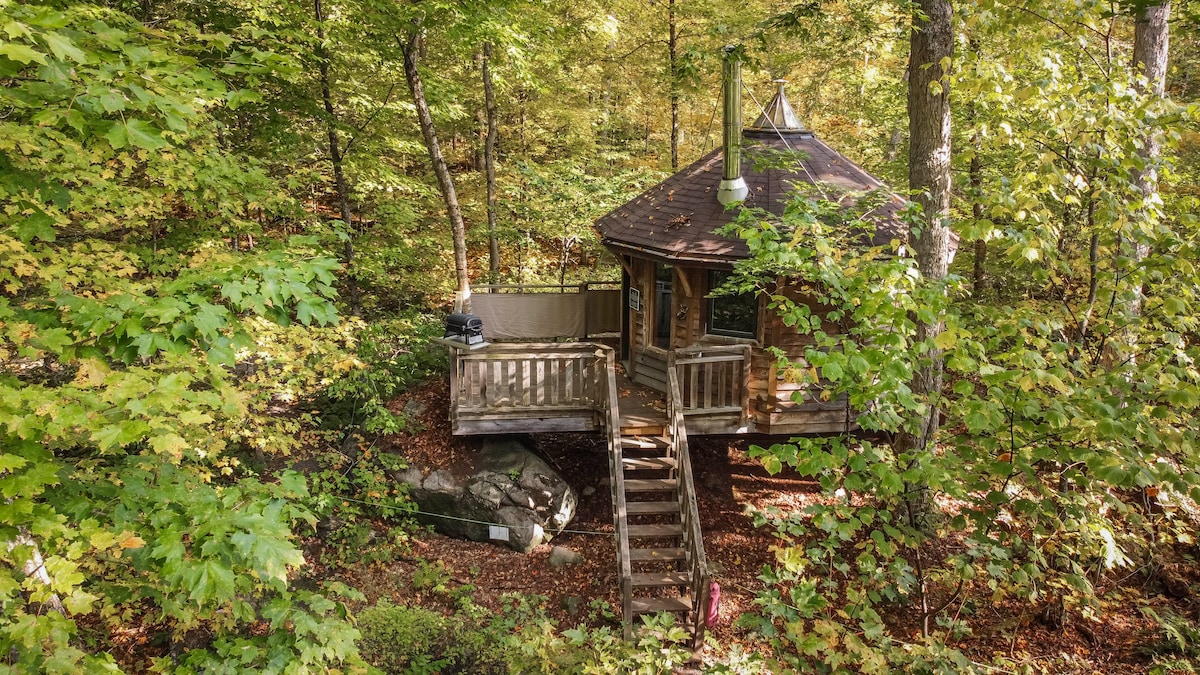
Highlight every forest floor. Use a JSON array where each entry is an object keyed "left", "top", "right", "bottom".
[{"left": 323, "top": 377, "right": 1197, "bottom": 674}]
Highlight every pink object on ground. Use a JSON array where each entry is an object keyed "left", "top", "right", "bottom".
[{"left": 706, "top": 581, "right": 721, "bottom": 627}]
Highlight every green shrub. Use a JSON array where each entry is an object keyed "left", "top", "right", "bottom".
[
  {"left": 320, "top": 313, "right": 447, "bottom": 435},
  {"left": 307, "top": 445, "right": 414, "bottom": 565},
  {"left": 1141, "top": 608, "right": 1200, "bottom": 674},
  {"left": 357, "top": 600, "right": 502, "bottom": 675}
]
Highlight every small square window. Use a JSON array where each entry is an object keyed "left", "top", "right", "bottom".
[{"left": 707, "top": 271, "right": 757, "bottom": 339}]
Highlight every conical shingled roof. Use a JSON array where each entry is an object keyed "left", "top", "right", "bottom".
[{"left": 594, "top": 130, "right": 907, "bottom": 266}]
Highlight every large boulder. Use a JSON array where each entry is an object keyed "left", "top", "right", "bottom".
[{"left": 398, "top": 438, "right": 577, "bottom": 553}]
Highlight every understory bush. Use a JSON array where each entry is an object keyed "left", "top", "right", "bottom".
[
  {"left": 320, "top": 313, "right": 447, "bottom": 435},
  {"left": 1140, "top": 608, "right": 1200, "bottom": 674},
  {"left": 306, "top": 446, "right": 415, "bottom": 565},
  {"left": 356, "top": 594, "right": 706, "bottom": 675},
  {"left": 357, "top": 600, "right": 502, "bottom": 675}
]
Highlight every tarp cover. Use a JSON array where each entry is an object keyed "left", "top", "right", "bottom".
[{"left": 472, "top": 290, "right": 619, "bottom": 340}]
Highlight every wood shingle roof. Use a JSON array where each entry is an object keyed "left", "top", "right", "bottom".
[{"left": 595, "top": 131, "right": 908, "bottom": 266}]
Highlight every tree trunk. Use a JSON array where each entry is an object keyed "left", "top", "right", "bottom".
[
  {"left": 968, "top": 109, "right": 986, "bottom": 296},
  {"left": 668, "top": 0, "right": 680, "bottom": 170},
  {"left": 473, "top": 92, "right": 485, "bottom": 172},
  {"left": 885, "top": 128, "right": 903, "bottom": 162},
  {"left": 1131, "top": 3, "right": 1170, "bottom": 285},
  {"left": 897, "top": 0, "right": 954, "bottom": 527},
  {"left": 315, "top": 0, "right": 360, "bottom": 316},
  {"left": 482, "top": 42, "right": 500, "bottom": 283},
  {"left": 7, "top": 529, "right": 65, "bottom": 616},
  {"left": 403, "top": 25, "right": 471, "bottom": 312}
]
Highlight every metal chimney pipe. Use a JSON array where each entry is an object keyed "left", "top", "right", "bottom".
[{"left": 718, "top": 46, "right": 748, "bottom": 206}]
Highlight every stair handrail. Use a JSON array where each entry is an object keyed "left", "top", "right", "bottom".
[
  {"left": 599, "top": 345, "right": 635, "bottom": 638},
  {"left": 666, "top": 354, "right": 711, "bottom": 649}
]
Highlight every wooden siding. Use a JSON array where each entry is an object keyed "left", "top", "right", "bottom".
[
  {"left": 621, "top": 258, "right": 855, "bottom": 436},
  {"left": 756, "top": 280, "right": 854, "bottom": 434},
  {"left": 671, "top": 267, "right": 705, "bottom": 349}
]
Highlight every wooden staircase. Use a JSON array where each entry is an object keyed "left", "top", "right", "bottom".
[
  {"left": 600, "top": 352, "right": 710, "bottom": 646},
  {"left": 620, "top": 429, "right": 694, "bottom": 620}
]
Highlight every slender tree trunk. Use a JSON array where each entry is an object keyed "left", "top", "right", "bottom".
[
  {"left": 8, "top": 529, "right": 65, "bottom": 616},
  {"left": 482, "top": 42, "right": 500, "bottom": 283},
  {"left": 968, "top": 111, "right": 985, "bottom": 296},
  {"left": 668, "top": 0, "right": 680, "bottom": 170},
  {"left": 403, "top": 25, "right": 471, "bottom": 312},
  {"left": 315, "top": 0, "right": 360, "bottom": 316},
  {"left": 1130, "top": 3, "right": 1170, "bottom": 297},
  {"left": 473, "top": 93, "right": 485, "bottom": 172},
  {"left": 897, "top": 0, "right": 954, "bottom": 527},
  {"left": 885, "top": 128, "right": 903, "bottom": 162}
]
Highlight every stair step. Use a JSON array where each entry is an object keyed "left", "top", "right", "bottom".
[
  {"left": 630, "top": 547, "right": 686, "bottom": 563},
  {"left": 628, "top": 523, "right": 684, "bottom": 538},
  {"left": 625, "top": 501, "right": 678, "bottom": 515},
  {"left": 621, "top": 436, "right": 670, "bottom": 449},
  {"left": 630, "top": 595, "right": 692, "bottom": 615},
  {"left": 622, "top": 456, "right": 676, "bottom": 470},
  {"left": 632, "top": 572, "right": 692, "bottom": 588},
  {"left": 624, "top": 478, "right": 677, "bottom": 493}
]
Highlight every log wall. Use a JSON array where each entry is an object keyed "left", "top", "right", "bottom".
[{"left": 623, "top": 257, "right": 854, "bottom": 436}]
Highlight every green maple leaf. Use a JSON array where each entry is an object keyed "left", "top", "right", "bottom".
[
  {"left": 231, "top": 530, "right": 304, "bottom": 586},
  {"left": 125, "top": 119, "right": 168, "bottom": 150},
  {"left": 103, "top": 121, "right": 127, "bottom": 149},
  {"left": 186, "top": 559, "right": 236, "bottom": 606},
  {"left": 150, "top": 433, "right": 188, "bottom": 457},
  {"left": 14, "top": 207, "right": 57, "bottom": 243},
  {"left": 0, "top": 42, "right": 46, "bottom": 64},
  {"left": 41, "top": 32, "right": 86, "bottom": 63},
  {"left": 98, "top": 90, "right": 125, "bottom": 113},
  {"left": 0, "top": 453, "right": 28, "bottom": 472},
  {"left": 190, "top": 303, "right": 228, "bottom": 340}
]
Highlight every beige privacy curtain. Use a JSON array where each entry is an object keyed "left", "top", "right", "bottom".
[{"left": 472, "top": 289, "right": 620, "bottom": 340}]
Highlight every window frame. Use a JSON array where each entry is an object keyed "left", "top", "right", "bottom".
[{"left": 705, "top": 270, "right": 759, "bottom": 340}]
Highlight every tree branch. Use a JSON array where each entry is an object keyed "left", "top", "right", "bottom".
[{"left": 342, "top": 81, "right": 398, "bottom": 158}]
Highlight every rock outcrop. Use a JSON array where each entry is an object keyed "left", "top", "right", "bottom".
[{"left": 398, "top": 437, "right": 576, "bottom": 553}]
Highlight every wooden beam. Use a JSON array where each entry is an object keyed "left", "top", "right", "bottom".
[
  {"left": 616, "top": 254, "right": 635, "bottom": 278},
  {"left": 674, "top": 267, "right": 694, "bottom": 298}
]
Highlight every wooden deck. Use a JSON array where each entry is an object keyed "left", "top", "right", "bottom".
[
  {"left": 450, "top": 343, "right": 608, "bottom": 435},
  {"left": 449, "top": 342, "right": 753, "bottom": 437}
]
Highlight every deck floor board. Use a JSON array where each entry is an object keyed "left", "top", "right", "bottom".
[{"left": 615, "top": 365, "right": 667, "bottom": 430}]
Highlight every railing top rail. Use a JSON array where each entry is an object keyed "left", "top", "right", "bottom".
[
  {"left": 474, "top": 281, "right": 620, "bottom": 294},
  {"left": 601, "top": 347, "right": 633, "bottom": 587},
  {"left": 454, "top": 342, "right": 606, "bottom": 358},
  {"left": 675, "top": 343, "right": 752, "bottom": 355},
  {"left": 674, "top": 354, "right": 747, "bottom": 365},
  {"left": 665, "top": 365, "right": 710, "bottom": 577}
]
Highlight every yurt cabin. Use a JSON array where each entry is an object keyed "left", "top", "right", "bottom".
[{"left": 594, "top": 65, "right": 906, "bottom": 436}]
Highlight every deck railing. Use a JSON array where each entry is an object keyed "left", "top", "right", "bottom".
[
  {"left": 666, "top": 365, "right": 711, "bottom": 649},
  {"left": 672, "top": 344, "right": 751, "bottom": 422},
  {"left": 599, "top": 347, "right": 635, "bottom": 639},
  {"left": 450, "top": 343, "right": 607, "bottom": 434}
]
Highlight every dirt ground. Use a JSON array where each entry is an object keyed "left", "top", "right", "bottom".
[{"left": 340, "top": 377, "right": 1199, "bottom": 673}]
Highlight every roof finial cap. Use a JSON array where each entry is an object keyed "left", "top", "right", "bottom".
[{"left": 748, "top": 80, "right": 806, "bottom": 133}]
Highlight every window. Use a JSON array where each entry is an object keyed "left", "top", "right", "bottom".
[
  {"left": 707, "top": 271, "right": 758, "bottom": 339},
  {"left": 654, "top": 263, "right": 673, "bottom": 349}
]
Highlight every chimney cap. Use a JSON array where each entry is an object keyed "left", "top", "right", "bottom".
[{"left": 747, "top": 80, "right": 808, "bottom": 134}]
